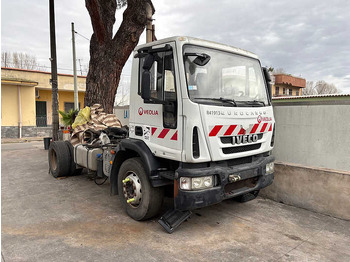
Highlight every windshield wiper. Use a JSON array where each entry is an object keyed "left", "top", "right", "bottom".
[
  {"left": 240, "top": 100, "right": 266, "bottom": 107},
  {"left": 193, "top": 97, "right": 237, "bottom": 107}
]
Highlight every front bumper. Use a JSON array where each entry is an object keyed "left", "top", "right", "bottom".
[{"left": 174, "top": 155, "right": 274, "bottom": 211}]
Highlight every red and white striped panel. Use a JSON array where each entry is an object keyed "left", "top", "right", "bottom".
[
  {"left": 209, "top": 123, "right": 273, "bottom": 137},
  {"left": 151, "top": 127, "right": 178, "bottom": 141}
]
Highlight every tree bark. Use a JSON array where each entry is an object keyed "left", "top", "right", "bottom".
[{"left": 85, "top": 0, "right": 154, "bottom": 113}]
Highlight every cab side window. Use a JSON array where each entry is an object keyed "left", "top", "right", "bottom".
[{"left": 139, "top": 49, "right": 177, "bottom": 129}]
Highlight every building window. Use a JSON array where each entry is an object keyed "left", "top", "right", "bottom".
[
  {"left": 64, "top": 102, "right": 80, "bottom": 112},
  {"left": 289, "top": 89, "right": 292, "bottom": 96},
  {"left": 275, "top": 86, "right": 279, "bottom": 95},
  {"left": 296, "top": 91, "right": 299, "bottom": 96},
  {"left": 283, "top": 88, "right": 286, "bottom": 95}
]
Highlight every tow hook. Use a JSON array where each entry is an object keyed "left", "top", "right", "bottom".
[{"left": 229, "top": 174, "right": 241, "bottom": 183}]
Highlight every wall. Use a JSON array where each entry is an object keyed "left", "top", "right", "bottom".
[
  {"left": 261, "top": 96, "right": 350, "bottom": 220},
  {"left": 1, "top": 68, "right": 86, "bottom": 138},
  {"left": 262, "top": 163, "right": 350, "bottom": 220},
  {"left": 36, "top": 90, "right": 85, "bottom": 125},
  {"left": 2, "top": 68, "right": 86, "bottom": 92},
  {"left": 272, "top": 98, "right": 350, "bottom": 171},
  {"left": 1, "top": 84, "right": 36, "bottom": 126},
  {"left": 273, "top": 84, "right": 302, "bottom": 96}
]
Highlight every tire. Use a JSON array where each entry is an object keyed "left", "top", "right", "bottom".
[
  {"left": 235, "top": 190, "right": 260, "bottom": 203},
  {"left": 48, "top": 141, "right": 71, "bottom": 178},
  {"left": 118, "top": 157, "right": 164, "bottom": 221},
  {"left": 64, "top": 141, "right": 83, "bottom": 176}
]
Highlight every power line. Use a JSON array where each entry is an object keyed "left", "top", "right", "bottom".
[{"left": 74, "top": 31, "right": 90, "bottom": 41}]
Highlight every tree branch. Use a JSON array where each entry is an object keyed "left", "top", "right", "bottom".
[
  {"left": 86, "top": 0, "right": 117, "bottom": 45},
  {"left": 111, "top": 0, "right": 154, "bottom": 64}
]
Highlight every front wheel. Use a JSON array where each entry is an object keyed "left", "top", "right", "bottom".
[{"left": 118, "top": 157, "right": 164, "bottom": 220}]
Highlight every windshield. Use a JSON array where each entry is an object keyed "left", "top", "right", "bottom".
[{"left": 184, "top": 45, "right": 269, "bottom": 107}]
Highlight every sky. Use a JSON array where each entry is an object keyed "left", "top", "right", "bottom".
[{"left": 1, "top": 0, "right": 350, "bottom": 94}]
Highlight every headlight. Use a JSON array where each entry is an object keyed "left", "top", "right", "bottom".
[
  {"left": 180, "top": 177, "right": 191, "bottom": 190},
  {"left": 179, "top": 176, "right": 214, "bottom": 190},
  {"left": 266, "top": 162, "right": 274, "bottom": 175}
]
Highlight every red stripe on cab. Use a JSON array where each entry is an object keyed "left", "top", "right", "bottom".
[
  {"left": 238, "top": 128, "right": 246, "bottom": 135},
  {"left": 170, "top": 131, "right": 178, "bottom": 141},
  {"left": 224, "top": 125, "right": 237, "bottom": 136},
  {"left": 151, "top": 127, "right": 157, "bottom": 135},
  {"left": 209, "top": 125, "right": 223, "bottom": 136},
  {"left": 260, "top": 123, "right": 268, "bottom": 133},
  {"left": 158, "top": 129, "right": 170, "bottom": 138},
  {"left": 250, "top": 124, "right": 259, "bottom": 134}
]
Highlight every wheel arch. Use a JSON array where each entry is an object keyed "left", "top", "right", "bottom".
[{"left": 110, "top": 139, "right": 160, "bottom": 195}]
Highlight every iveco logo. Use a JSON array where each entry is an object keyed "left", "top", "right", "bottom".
[{"left": 233, "top": 134, "right": 258, "bottom": 145}]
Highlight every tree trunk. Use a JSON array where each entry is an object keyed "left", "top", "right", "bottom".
[{"left": 85, "top": 0, "right": 154, "bottom": 113}]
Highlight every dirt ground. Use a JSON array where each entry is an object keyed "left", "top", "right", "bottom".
[{"left": 2, "top": 141, "right": 350, "bottom": 262}]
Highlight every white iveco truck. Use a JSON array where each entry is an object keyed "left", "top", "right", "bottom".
[{"left": 49, "top": 36, "right": 275, "bottom": 233}]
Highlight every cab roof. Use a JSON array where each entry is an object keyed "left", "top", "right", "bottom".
[{"left": 135, "top": 36, "right": 259, "bottom": 59}]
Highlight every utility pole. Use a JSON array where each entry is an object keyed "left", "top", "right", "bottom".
[
  {"left": 49, "top": 0, "right": 59, "bottom": 141},
  {"left": 77, "top": 59, "right": 83, "bottom": 76},
  {"left": 71, "top": 22, "right": 79, "bottom": 111},
  {"left": 146, "top": 3, "right": 153, "bottom": 43}
]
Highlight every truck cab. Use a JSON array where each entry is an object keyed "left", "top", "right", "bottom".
[{"left": 127, "top": 36, "right": 275, "bottom": 212}]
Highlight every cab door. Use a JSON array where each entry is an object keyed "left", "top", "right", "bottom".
[{"left": 130, "top": 42, "right": 182, "bottom": 161}]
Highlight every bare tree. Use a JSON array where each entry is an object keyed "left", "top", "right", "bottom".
[
  {"left": 272, "top": 68, "right": 286, "bottom": 74},
  {"left": 1, "top": 51, "right": 39, "bottom": 70},
  {"left": 302, "top": 81, "right": 317, "bottom": 95},
  {"left": 1, "top": 52, "right": 10, "bottom": 67},
  {"left": 302, "top": 80, "right": 339, "bottom": 95},
  {"left": 314, "top": 80, "right": 339, "bottom": 94},
  {"left": 85, "top": 0, "right": 154, "bottom": 113}
]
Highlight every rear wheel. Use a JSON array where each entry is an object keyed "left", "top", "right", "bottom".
[
  {"left": 48, "top": 141, "right": 71, "bottom": 178},
  {"left": 118, "top": 157, "right": 164, "bottom": 220}
]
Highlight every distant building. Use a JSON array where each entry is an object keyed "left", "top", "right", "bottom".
[
  {"left": 1, "top": 67, "right": 86, "bottom": 138},
  {"left": 272, "top": 74, "right": 306, "bottom": 97}
]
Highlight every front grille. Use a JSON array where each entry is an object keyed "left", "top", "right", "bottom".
[
  {"left": 220, "top": 133, "right": 263, "bottom": 144},
  {"left": 227, "top": 156, "right": 253, "bottom": 166},
  {"left": 222, "top": 143, "right": 261, "bottom": 154}
]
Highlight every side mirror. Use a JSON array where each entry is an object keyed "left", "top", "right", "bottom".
[
  {"left": 140, "top": 54, "right": 154, "bottom": 101},
  {"left": 262, "top": 67, "right": 272, "bottom": 102},
  {"left": 141, "top": 70, "right": 151, "bottom": 100}
]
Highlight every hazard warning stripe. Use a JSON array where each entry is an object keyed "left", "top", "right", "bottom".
[
  {"left": 250, "top": 124, "right": 260, "bottom": 134},
  {"left": 158, "top": 129, "right": 170, "bottom": 139},
  {"left": 260, "top": 123, "right": 268, "bottom": 133},
  {"left": 209, "top": 125, "right": 223, "bottom": 137},
  {"left": 209, "top": 122, "right": 273, "bottom": 137},
  {"left": 150, "top": 127, "right": 178, "bottom": 141},
  {"left": 224, "top": 125, "right": 237, "bottom": 136},
  {"left": 268, "top": 124, "right": 273, "bottom": 132}
]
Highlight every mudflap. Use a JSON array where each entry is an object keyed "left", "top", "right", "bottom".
[{"left": 158, "top": 209, "right": 192, "bottom": 234}]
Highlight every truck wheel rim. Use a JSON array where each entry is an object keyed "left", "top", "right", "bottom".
[
  {"left": 122, "top": 172, "right": 142, "bottom": 207},
  {"left": 50, "top": 149, "right": 57, "bottom": 170}
]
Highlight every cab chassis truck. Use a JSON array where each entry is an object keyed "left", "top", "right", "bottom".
[{"left": 48, "top": 36, "right": 275, "bottom": 233}]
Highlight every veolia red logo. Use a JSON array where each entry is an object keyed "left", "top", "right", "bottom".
[
  {"left": 138, "top": 107, "right": 159, "bottom": 116},
  {"left": 257, "top": 115, "right": 262, "bottom": 123},
  {"left": 138, "top": 107, "right": 144, "bottom": 115},
  {"left": 257, "top": 114, "right": 272, "bottom": 123}
]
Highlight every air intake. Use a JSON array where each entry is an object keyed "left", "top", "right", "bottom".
[{"left": 192, "top": 127, "right": 200, "bottom": 159}]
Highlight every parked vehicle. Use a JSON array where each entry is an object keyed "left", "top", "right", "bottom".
[{"left": 49, "top": 36, "right": 275, "bottom": 233}]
